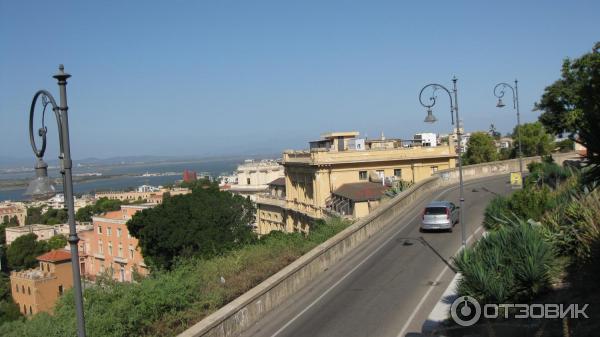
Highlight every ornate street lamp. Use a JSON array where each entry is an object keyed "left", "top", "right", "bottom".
[
  {"left": 493, "top": 80, "right": 523, "bottom": 175},
  {"left": 418, "top": 77, "right": 466, "bottom": 248},
  {"left": 25, "top": 65, "right": 86, "bottom": 337}
]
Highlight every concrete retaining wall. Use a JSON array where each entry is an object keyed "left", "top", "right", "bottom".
[{"left": 179, "top": 152, "right": 579, "bottom": 337}]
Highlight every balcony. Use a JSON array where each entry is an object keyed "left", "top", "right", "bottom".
[
  {"left": 283, "top": 145, "right": 455, "bottom": 166},
  {"left": 255, "top": 195, "right": 286, "bottom": 208},
  {"left": 113, "top": 256, "right": 127, "bottom": 264}
]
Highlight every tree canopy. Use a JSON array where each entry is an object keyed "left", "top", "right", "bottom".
[
  {"left": 512, "top": 122, "right": 554, "bottom": 157},
  {"left": 25, "top": 207, "right": 68, "bottom": 225},
  {"left": 536, "top": 41, "right": 600, "bottom": 182},
  {"left": 6, "top": 234, "right": 50, "bottom": 271},
  {"left": 127, "top": 184, "right": 256, "bottom": 270},
  {"left": 75, "top": 197, "right": 124, "bottom": 222},
  {"left": 463, "top": 132, "right": 499, "bottom": 165}
]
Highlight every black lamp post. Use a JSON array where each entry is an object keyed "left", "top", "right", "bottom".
[
  {"left": 418, "top": 77, "right": 466, "bottom": 248},
  {"left": 25, "top": 65, "right": 86, "bottom": 337},
  {"left": 494, "top": 80, "right": 523, "bottom": 175}
]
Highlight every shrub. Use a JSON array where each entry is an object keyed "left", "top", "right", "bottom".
[
  {"left": 454, "top": 219, "right": 558, "bottom": 304},
  {"left": 540, "top": 187, "right": 600, "bottom": 261},
  {"left": 0, "top": 217, "right": 351, "bottom": 337}
]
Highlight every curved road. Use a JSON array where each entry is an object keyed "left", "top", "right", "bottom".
[{"left": 240, "top": 174, "right": 512, "bottom": 337}]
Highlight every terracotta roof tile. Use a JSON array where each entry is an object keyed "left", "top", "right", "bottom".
[
  {"left": 332, "top": 182, "right": 388, "bottom": 202},
  {"left": 37, "top": 250, "right": 71, "bottom": 263}
]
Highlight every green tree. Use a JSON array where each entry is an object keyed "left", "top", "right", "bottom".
[
  {"left": 513, "top": 122, "right": 554, "bottom": 157},
  {"left": 127, "top": 185, "right": 257, "bottom": 270},
  {"left": 0, "top": 216, "right": 19, "bottom": 246},
  {"left": 75, "top": 197, "right": 123, "bottom": 222},
  {"left": 536, "top": 42, "right": 600, "bottom": 183},
  {"left": 6, "top": 234, "right": 50, "bottom": 271},
  {"left": 42, "top": 208, "right": 68, "bottom": 225},
  {"left": 25, "top": 207, "right": 43, "bottom": 225},
  {"left": 47, "top": 235, "right": 68, "bottom": 250},
  {"left": 463, "top": 132, "right": 499, "bottom": 165},
  {"left": 0, "top": 273, "right": 21, "bottom": 325},
  {"left": 26, "top": 207, "right": 68, "bottom": 225}
]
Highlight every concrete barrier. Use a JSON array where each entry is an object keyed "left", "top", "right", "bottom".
[{"left": 178, "top": 152, "right": 580, "bottom": 337}]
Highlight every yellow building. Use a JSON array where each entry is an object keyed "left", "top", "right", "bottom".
[
  {"left": 10, "top": 250, "right": 73, "bottom": 316},
  {"left": 255, "top": 132, "right": 456, "bottom": 234},
  {"left": 0, "top": 202, "right": 27, "bottom": 226}
]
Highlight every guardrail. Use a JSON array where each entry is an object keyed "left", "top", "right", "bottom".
[{"left": 178, "top": 152, "right": 580, "bottom": 337}]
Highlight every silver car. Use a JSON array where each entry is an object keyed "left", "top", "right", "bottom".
[{"left": 420, "top": 201, "right": 459, "bottom": 232}]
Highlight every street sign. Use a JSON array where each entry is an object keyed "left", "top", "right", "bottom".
[{"left": 510, "top": 172, "right": 523, "bottom": 189}]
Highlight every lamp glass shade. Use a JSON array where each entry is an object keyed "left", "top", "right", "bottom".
[
  {"left": 424, "top": 109, "right": 438, "bottom": 123},
  {"left": 496, "top": 98, "right": 506, "bottom": 108},
  {"left": 25, "top": 160, "right": 56, "bottom": 200}
]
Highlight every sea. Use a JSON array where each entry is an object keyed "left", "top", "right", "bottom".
[{"left": 0, "top": 158, "right": 242, "bottom": 202}]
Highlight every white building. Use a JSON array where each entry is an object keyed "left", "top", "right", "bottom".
[
  {"left": 136, "top": 185, "right": 161, "bottom": 193},
  {"left": 414, "top": 133, "right": 438, "bottom": 147},
  {"left": 5, "top": 225, "right": 56, "bottom": 246},
  {"left": 228, "top": 160, "right": 284, "bottom": 201}
]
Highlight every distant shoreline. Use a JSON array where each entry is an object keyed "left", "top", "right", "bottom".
[{"left": 0, "top": 173, "right": 142, "bottom": 192}]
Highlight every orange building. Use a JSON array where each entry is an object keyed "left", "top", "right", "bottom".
[
  {"left": 10, "top": 250, "right": 73, "bottom": 315},
  {"left": 86, "top": 204, "right": 154, "bottom": 282}
]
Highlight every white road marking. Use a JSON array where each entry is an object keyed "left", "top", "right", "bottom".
[
  {"left": 269, "top": 179, "right": 491, "bottom": 337},
  {"left": 395, "top": 225, "right": 484, "bottom": 337}
]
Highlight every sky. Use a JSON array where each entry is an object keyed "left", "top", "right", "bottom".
[{"left": 1, "top": 0, "right": 599, "bottom": 161}]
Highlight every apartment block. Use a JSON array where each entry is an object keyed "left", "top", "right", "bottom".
[
  {"left": 256, "top": 131, "right": 457, "bottom": 234},
  {"left": 84, "top": 204, "right": 154, "bottom": 282}
]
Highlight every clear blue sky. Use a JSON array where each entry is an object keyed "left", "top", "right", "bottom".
[{"left": 1, "top": 0, "right": 598, "bottom": 160}]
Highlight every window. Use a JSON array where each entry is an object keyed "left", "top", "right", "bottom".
[
  {"left": 108, "top": 242, "right": 113, "bottom": 256},
  {"left": 100, "top": 263, "right": 105, "bottom": 273},
  {"left": 118, "top": 243, "right": 123, "bottom": 258},
  {"left": 97, "top": 225, "right": 102, "bottom": 234},
  {"left": 21, "top": 285, "right": 25, "bottom": 293},
  {"left": 394, "top": 169, "right": 402, "bottom": 178},
  {"left": 23, "top": 305, "right": 26, "bottom": 314},
  {"left": 29, "top": 306, "right": 32, "bottom": 315},
  {"left": 117, "top": 228, "right": 122, "bottom": 238},
  {"left": 58, "top": 285, "right": 63, "bottom": 296},
  {"left": 28, "top": 287, "right": 31, "bottom": 295},
  {"left": 359, "top": 171, "right": 368, "bottom": 180},
  {"left": 431, "top": 166, "right": 438, "bottom": 174},
  {"left": 129, "top": 245, "right": 134, "bottom": 259},
  {"left": 107, "top": 227, "right": 112, "bottom": 236},
  {"left": 99, "top": 240, "right": 104, "bottom": 254},
  {"left": 15, "top": 284, "right": 19, "bottom": 293},
  {"left": 246, "top": 178, "right": 251, "bottom": 185}
]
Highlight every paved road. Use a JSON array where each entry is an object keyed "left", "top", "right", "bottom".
[{"left": 239, "top": 174, "right": 512, "bottom": 337}]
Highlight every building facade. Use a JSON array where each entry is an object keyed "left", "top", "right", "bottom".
[
  {"left": 5, "top": 224, "right": 56, "bottom": 245},
  {"left": 95, "top": 187, "right": 190, "bottom": 204},
  {"left": 84, "top": 204, "right": 153, "bottom": 282},
  {"left": 10, "top": 250, "right": 73, "bottom": 316},
  {"left": 256, "top": 131, "right": 457, "bottom": 234},
  {"left": 0, "top": 202, "right": 27, "bottom": 226},
  {"left": 229, "top": 160, "right": 284, "bottom": 201},
  {"left": 183, "top": 170, "right": 198, "bottom": 183}
]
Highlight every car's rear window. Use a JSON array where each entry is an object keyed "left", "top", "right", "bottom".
[{"left": 424, "top": 207, "right": 447, "bottom": 215}]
